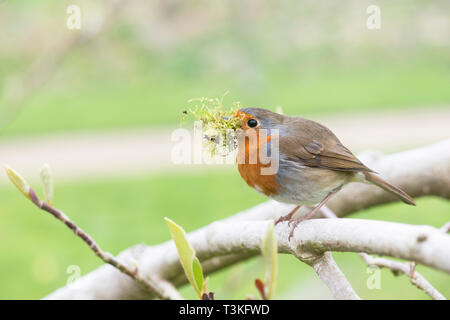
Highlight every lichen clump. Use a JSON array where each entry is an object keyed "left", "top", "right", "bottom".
[{"left": 182, "top": 97, "right": 243, "bottom": 156}]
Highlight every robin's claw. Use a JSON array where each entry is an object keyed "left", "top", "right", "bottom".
[
  {"left": 275, "top": 214, "right": 293, "bottom": 226},
  {"left": 288, "top": 229, "right": 295, "bottom": 241},
  {"left": 275, "top": 206, "right": 301, "bottom": 226},
  {"left": 288, "top": 219, "right": 303, "bottom": 241},
  {"left": 289, "top": 218, "right": 300, "bottom": 227},
  {"left": 288, "top": 223, "right": 298, "bottom": 241}
]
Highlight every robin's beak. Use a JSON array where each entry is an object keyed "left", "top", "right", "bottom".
[{"left": 232, "top": 110, "right": 246, "bottom": 129}]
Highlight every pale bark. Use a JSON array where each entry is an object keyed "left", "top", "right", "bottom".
[
  {"left": 320, "top": 205, "right": 446, "bottom": 300},
  {"left": 46, "top": 219, "right": 450, "bottom": 299},
  {"left": 45, "top": 139, "right": 450, "bottom": 299},
  {"left": 359, "top": 253, "right": 445, "bottom": 300}
]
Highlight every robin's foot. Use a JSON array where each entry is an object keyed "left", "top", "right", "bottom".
[
  {"left": 288, "top": 217, "right": 306, "bottom": 240},
  {"left": 288, "top": 206, "right": 319, "bottom": 240},
  {"left": 288, "top": 187, "right": 343, "bottom": 241},
  {"left": 274, "top": 212, "right": 295, "bottom": 225},
  {"left": 274, "top": 205, "right": 301, "bottom": 226}
]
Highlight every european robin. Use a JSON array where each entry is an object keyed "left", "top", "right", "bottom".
[{"left": 233, "top": 108, "right": 416, "bottom": 239}]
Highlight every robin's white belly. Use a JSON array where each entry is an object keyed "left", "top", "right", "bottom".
[{"left": 273, "top": 159, "right": 350, "bottom": 205}]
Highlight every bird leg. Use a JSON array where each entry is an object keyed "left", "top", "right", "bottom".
[
  {"left": 288, "top": 186, "right": 342, "bottom": 240},
  {"left": 275, "top": 205, "right": 301, "bottom": 226}
]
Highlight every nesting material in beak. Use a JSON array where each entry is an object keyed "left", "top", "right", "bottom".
[{"left": 181, "top": 97, "right": 243, "bottom": 156}]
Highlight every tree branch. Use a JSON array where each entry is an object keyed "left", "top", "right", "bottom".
[
  {"left": 27, "top": 188, "right": 181, "bottom": 300},
  {"left": 46, "top": 218, "right": 450, "bottom": 299},
  {"left": 320, "top": 205, "right": 446, "bottom": 300},
  {"left": 359, "top": 253, "right": 445, "bottom": 300},
  {"left": 44, "top": 140, "right": 450, "bottom": 299},
  {"left": 309, "top": 252, "right": 360, "bottom": 300}
]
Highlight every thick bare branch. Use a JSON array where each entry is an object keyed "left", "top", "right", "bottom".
[
  {"left": 44, "top": 140, "right": 450, "bottom": 299},
  {"left": 309, "top": 252, "right": 360, "bottom": 300},
  {"left": 46, "top": 218, "right": 450, "bottom": 299}
]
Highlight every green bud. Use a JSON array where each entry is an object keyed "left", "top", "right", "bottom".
[
  {"left": 4, "top": 165, "right": 32, "bottom": 201},
  {"left": 40, "top": 163, "right": 54, "bottom": 205}
]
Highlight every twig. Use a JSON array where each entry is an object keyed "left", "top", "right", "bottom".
[
  {"left": 27, "top": 188, "right": 181, "bottom": 300},
  {"left": 320, "top": 205, "right": 446, "bottom": 300},
  {"left": 359, "top": 253, "right": 445, "bottom": 300}
]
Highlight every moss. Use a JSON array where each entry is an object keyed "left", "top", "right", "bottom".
[
  {"left": 304, "top": 241, "right": 327, "bottom": 254},
  {"left": 182, "top": 95, "right": 244, "bottom": 156}
]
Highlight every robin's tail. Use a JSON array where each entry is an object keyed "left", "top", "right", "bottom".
[{"left": 364, "top": 172, "right": 416, "bottom": 206}]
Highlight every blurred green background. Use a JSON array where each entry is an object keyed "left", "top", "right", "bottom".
[{"left": 0, "top": 0, "right": 449, "bottom": 299}]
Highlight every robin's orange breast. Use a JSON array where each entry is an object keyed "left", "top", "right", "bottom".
[{"left": 237, "top": 132, "right": 278, "bottom": 197}]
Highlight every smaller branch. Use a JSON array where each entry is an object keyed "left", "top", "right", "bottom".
[
  {"left": 359, "top": 253, "right": 445, "bottom": 300},
  {"left": 320, "top": 205, "right": 446, "bottom": 300},
  {"left": 28, "top": 188, "right": 179, "bottom": 300},
  {"left": 277, "top": 209, "right": 359, "bottom": 299},
  {"left": 309, "top": 252, "right": 360, "bottom": 300}
]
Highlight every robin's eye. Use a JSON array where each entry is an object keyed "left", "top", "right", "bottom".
[{"left": 247, "top": 119, "right": 258, "bottom": 128}]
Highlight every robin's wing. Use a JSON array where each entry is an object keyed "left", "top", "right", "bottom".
[{"left": 281, "top": 117, "right": 373, "bottom": 172}]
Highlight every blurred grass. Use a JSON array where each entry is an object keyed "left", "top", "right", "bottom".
[
  {"left": 1, "top": 1, "right": 449, "bottom": 139},
  {"left": 0, "top": 170, "right": 448, "bottom": 299},
  {"left": 2, "top": 49, "right": 449, "bottom": 137}
]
